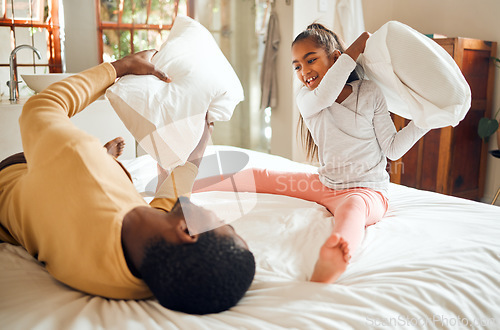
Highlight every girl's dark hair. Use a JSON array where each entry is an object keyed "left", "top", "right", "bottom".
[
  {"left": 293, "top": 23, "right": 364, "bottom": 162},
  {"left": 292, "top": 23, "right": 363, "bottom": 83}
]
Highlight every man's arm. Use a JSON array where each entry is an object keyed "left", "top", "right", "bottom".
[
  {"left": 150, "top": 119, "right": 214, "bottom": 212},
  {"left": 19, "top": 50, "right": 168, "bottom": 163}
]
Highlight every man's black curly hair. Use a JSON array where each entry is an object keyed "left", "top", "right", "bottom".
[{"left": 139, "top": 230, "right": 256, "bottom": 314}]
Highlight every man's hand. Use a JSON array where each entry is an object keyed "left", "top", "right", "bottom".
[
  {"left": 111, "top": 50, "right": 171, "bottom": 82},
  {"left": 188, "top": 117, "right": 214, "bottom": 168}
]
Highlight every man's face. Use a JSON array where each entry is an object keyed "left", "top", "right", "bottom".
[
  {"left": 121, "top": 198, "right": 250, "bottom": 277},
  {"left": 171, "top": 197, "right": 249, "bottom": 249}
]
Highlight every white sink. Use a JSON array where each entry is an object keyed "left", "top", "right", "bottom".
[{"left": 21, "top": 73, "right": 74, "bottom": 93}]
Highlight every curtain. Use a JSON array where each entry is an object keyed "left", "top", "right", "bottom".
[{"left": 336, "top": 0, "right": 365, "bottom": 45}]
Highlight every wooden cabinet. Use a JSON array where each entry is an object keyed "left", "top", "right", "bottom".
[{"left": 389, "top": 38, "right": 497, "bottom": 201}]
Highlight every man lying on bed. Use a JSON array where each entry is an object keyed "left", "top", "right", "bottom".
[{"left": 0, "top": 50, "right": 255, "bottom": 315}]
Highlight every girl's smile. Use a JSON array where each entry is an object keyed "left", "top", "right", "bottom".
[
  {"left": 305, "top": 75, "right": 318, "bottom": 87},
  {"left": 292, "top": 38, "right": 335, "bottom": 90}
]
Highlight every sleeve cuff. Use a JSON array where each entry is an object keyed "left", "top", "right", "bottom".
[
  {"left": 103, "top": 62, "right": 118, "bottom": 82},
  {"left": 149, "top": 162, "right": 199, "bottom": 212},
  {"left": 339, "top": 53, "right": 357, "bottom": 69}
]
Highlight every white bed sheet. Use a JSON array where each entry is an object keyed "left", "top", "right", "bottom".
[{"left": 1, "top": 146, "right": 500, "bottom": 329}]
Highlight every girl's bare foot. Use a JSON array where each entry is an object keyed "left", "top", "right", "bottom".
[
  {"left": 310, "top": 233, "right": 350, "bottom": 284},
  {"left": 104, "top": 137, "right": 125, "bottom": 158}
]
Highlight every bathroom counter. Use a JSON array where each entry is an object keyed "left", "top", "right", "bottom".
[{"left": 0, "top": 99, "right": 136, "bottom": 160}]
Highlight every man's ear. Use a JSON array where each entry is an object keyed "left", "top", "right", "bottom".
[{"left": 176, "top": 220, "right": 198, "bottom": 243}]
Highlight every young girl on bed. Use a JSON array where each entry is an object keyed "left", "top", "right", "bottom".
[{"left": 194, "top": 24, "right": 429, "bottom": 284}]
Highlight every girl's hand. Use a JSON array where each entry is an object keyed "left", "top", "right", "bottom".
[
  {"left": 344, "top": 32, "right": 370, "bottom": 61},
  {"left": 111, "top": 49, "right": 171, "bottom": 83}
]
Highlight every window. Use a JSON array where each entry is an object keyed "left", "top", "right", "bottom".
[
  {"left": 96, "top": 0, "right": 194, "bottom": 62},
  {"left": 195, "top": 0, "right": 271, "bottom": 152},
  {"left": 0, "top": 0, "right": 63, "bottom": 98}
]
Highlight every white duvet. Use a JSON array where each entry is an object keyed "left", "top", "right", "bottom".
[{"left": 1, "top": 146, "right": 499, "bottom": 329}]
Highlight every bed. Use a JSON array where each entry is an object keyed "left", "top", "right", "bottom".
[{"left": 1, "top": 145, "right": 499, "bottom": 329}]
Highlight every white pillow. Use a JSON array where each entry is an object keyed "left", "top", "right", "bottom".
[
  {"left": 106, "top": 15, "right": 244, "bottom": 170},
  {"left": 359, "top": 21, "right": 471, "bottom": 129}
]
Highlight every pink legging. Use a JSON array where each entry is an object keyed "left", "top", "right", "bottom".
[{"left": 193, "top": 168, "right": 388, "bottom": 255}]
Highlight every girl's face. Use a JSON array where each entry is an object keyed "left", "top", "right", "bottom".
[{"left": 292, "top": 38, "right": 336, "bottom": 90}]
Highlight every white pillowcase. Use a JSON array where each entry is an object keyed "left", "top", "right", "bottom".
[
  {"left": 106, "top": 15, "right": 244, "bottom": 170},
  {"left": 359, "top": 21, "right": 471, "bottom": 129}
]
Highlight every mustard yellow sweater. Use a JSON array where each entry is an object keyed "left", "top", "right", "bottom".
[{"left": 0, "top": 63, "right": 197, "bottom": 299}]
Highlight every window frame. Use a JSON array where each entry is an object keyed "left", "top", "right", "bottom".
[
  {"left": 0, "top": 0, "right": 63, "bottom": 73},
  {"left": 95, "top": 0, "right": 195, "bottom": 63}
]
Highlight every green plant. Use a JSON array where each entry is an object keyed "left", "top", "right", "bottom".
[
  {"left": 477, "top": 57, "right": 500, "bottom": 142},
  {"left": 478, "top": 108, "right": 499, "bottom": 142}
]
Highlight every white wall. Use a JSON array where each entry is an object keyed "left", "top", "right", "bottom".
[
  {"left": 361, "top": 0, "right": 500, "bottom": 204},
  {"left": 271, "top": 0, "right": 337, "bottom": 162},
  {"left": 63, "top": 0, "right": 100, "bottom": 72}
]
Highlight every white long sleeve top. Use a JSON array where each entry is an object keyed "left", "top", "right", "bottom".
[{"left": 296, "top": 54, "right": 429, "bottom": 196}]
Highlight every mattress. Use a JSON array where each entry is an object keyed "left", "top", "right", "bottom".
[{"left": 1, "top": 145, "right": 499, "bottom": 329}]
